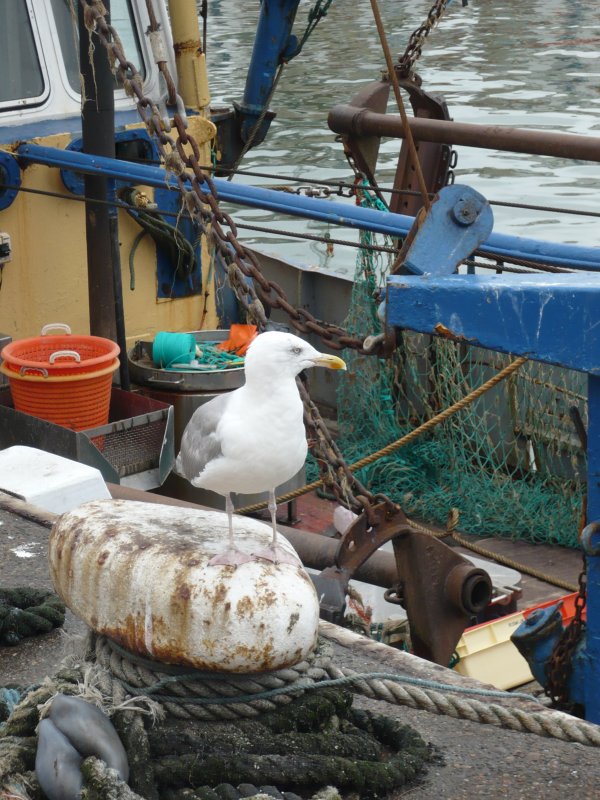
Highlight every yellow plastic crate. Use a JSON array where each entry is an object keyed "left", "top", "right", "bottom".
[{"left": 453, "top": 611, "right": 533, "bottom": 690}]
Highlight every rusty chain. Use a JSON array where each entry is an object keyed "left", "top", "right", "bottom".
[
  {"left": 80, "top": 0, "right": 367, "bottom": 353},
  {"left": 300, "top": 378, "right": 397, "bottom": 518},
  {"left": 544, "top": 560, "right": 587, "bottom": 710},
  {"left": 397, "top": 0, "right": 451, "bottom": 77},
  {"left": 81, "top": 0, "right": 557, "bottom": 535}
]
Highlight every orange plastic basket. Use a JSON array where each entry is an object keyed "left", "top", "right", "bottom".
[
  {"left": 0, "top": 324, "right": 120, "bottom": 431},
  {"left": 0, "top": 323, "right": 120, "bottom": 377},
  {"left": 0, "top": 360, "right": 119, "bottom": 431}
]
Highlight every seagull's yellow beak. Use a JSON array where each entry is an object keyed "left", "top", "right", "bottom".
[{"left": 312, "top": 353, "right": 347, "bottom": 370}]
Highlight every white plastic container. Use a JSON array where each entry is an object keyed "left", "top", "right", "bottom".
[{"left": 0, "top": 445, "right": 110, "bottom": 513}]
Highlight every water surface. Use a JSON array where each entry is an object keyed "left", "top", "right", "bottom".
[{"left": 206, "top": 0, "right": 600, "bottom": 273}]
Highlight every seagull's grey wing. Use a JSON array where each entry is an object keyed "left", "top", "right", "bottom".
[{"left": 175, "top": 392, "right": 232, "bottom": 480}]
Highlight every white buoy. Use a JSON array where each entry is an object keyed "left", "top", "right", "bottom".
[{"left": 49, "top": 499, "right": 319, "bottom": 672}]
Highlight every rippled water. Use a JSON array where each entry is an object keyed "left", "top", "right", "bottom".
[{"left": 206, "top": 0, "right": 600, "bottom": 273}]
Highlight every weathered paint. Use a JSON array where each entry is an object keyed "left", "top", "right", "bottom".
[
  {"left": 386, "top": 273, "right": 600, "bottom": 374},
  {"left": 169, "top": 0, "right": 211, "bottom": 109},
  {"left": 386, "top": 265, "right": 600, "bottom": 721},
  {"left": 49, "top": 499, "right": 319, "bottom": 672}
]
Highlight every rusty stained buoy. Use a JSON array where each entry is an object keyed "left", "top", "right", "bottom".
[{"left": 49, "top": 499, "right": 319, "bottom": 672}]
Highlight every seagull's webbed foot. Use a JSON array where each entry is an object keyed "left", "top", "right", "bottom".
[
  {"left": 251, "top": 543, "right": 301, "bottom": 566},
  {"left": 208, "top": 547, "right": 254, "bottom": 567}
]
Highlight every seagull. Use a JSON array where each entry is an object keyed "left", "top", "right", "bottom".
[{"left": 175, "top": 331, "right": 346, "bottom": 566}]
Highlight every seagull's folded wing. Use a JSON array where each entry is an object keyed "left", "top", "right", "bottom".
[{"left": 176, "top": 393, "right": 232, "bottom": 480}]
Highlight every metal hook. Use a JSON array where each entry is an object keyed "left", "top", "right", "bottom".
[{"left": 581, "top": 521, "right": 600, "bottom": 557}]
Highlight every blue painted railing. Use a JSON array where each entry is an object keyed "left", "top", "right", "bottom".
[{"left": 14, "top": 143, "right": 600, "bottom": 272}]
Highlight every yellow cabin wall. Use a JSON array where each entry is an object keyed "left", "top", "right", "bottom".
[{"left": 0, "top": 121, "right": 218, "bottom": 347}]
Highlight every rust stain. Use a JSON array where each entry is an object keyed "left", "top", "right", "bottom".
[
  {"left": 434, "top": 323, "right": 474, "bottom": 343},
  {"left": 95, "top": 613, "right": 308, "bottom": 672},
  {"left": 213, "top": 583, "right": 228, "bottom": 604},
  {"left": 236, "top": 596, "right": 253, "bottom": 616},
  {"left": 173, "top": 39, "right": 201, "bottom": 56},
  {"left": 177, "top": 584, "right": 191, "bottom": 601},
  {"left": 102, "top": 612, "right": 168, "bottom": 661},
  {"left": 287, "top": 612, "right": 300, "bottom": 634},
  {"left": 250, "top": 588, "right": 277, "bottom": 609}
]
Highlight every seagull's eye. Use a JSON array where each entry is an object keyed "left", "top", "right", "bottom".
[{"left": 292, "top": 346, "right": 302, "bottom": 355}]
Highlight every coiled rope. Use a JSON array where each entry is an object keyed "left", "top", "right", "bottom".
[
  {"left": 86, "top": 627, "right": 600, "bottom": 748},
  {"left": 0, "top": 588, "right": 65, "bottom": 646},
  {"left": 92, "top": 634, "right": 334, "bottom": 721}
]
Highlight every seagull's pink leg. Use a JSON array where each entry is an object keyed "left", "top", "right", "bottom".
[
  {"left": 252, "top": 489, "right": 300, "bottom": 566},
  {"left": 208, "top": 493, "right": 253, "bottom": 566}
]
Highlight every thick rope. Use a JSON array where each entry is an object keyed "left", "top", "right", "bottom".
[
  {"left": 86, "top": 628, "right": 600, "bottom": 748},
  {"left": 325, "top": 663, "right": 600, "bottom": 747},
  {"left": 0, "top": 588, "right": 65, "bottom": 646},
  {"left": 92, "top": 634, "right": 334, "bottom": 721},
  {"left": 319, "top": 622, "right": 600, "bottom": 747}
]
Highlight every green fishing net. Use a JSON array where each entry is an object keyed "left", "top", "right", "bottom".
[{"left": 325, "top": 188, "right": 587, "bottom": 548}]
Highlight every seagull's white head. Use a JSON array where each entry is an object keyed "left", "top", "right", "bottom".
[{"left": 243, "top": 331, "right": 346, "bottom": 382}]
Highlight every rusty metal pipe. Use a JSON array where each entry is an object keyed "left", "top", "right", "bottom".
[
  {"left": 328, "top": 104, "right": 600, "bottom": 163},
  {"left": 445, "top": 563, "right": 492, "bottom": 615}
]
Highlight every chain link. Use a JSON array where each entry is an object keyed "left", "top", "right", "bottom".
[
  {"left": 397, "top": 0, "right": 451, "bottom": 77},
  {"left": 545, "top": 558, "right": 587, "bottom": 710}
]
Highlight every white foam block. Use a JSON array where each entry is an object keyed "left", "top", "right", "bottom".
[{"left": 0, "top": 445, "right": 110, "bottom": 514}]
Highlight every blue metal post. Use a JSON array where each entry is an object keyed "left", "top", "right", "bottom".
[
  {"left": 586, "top": 373, "right": 600, "bottom": 723},
  {"left": 236, "top": 0, "right": 302, "bottom": 143},
  {"left": 385, "top": 263, "right": 600, "bottom": 721}
]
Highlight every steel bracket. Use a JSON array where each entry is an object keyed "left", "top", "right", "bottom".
[
  {"left": 312, "top": 501, "right": 492, "bottom": 665},
  {"left": 396, "top": 184, "right": 494, "bottom": 277},
  {"left": 389, "top": 73, "right": 453, "bottom": 218}
]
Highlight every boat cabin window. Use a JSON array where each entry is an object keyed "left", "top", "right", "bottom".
[
  {"left": 50, "top": 0, "right": 146, "bottom": 93},
  {"left": 0, "top": 1, "right": 45, "bottom": 106}
]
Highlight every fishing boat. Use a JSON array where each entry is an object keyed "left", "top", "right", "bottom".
[{"left": 1, "top": 3, "right": 600, "bottom": 791}]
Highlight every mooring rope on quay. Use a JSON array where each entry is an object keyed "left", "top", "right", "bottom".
[{"left": 85, "top": 624, "right": 600, "bottom": 748}]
